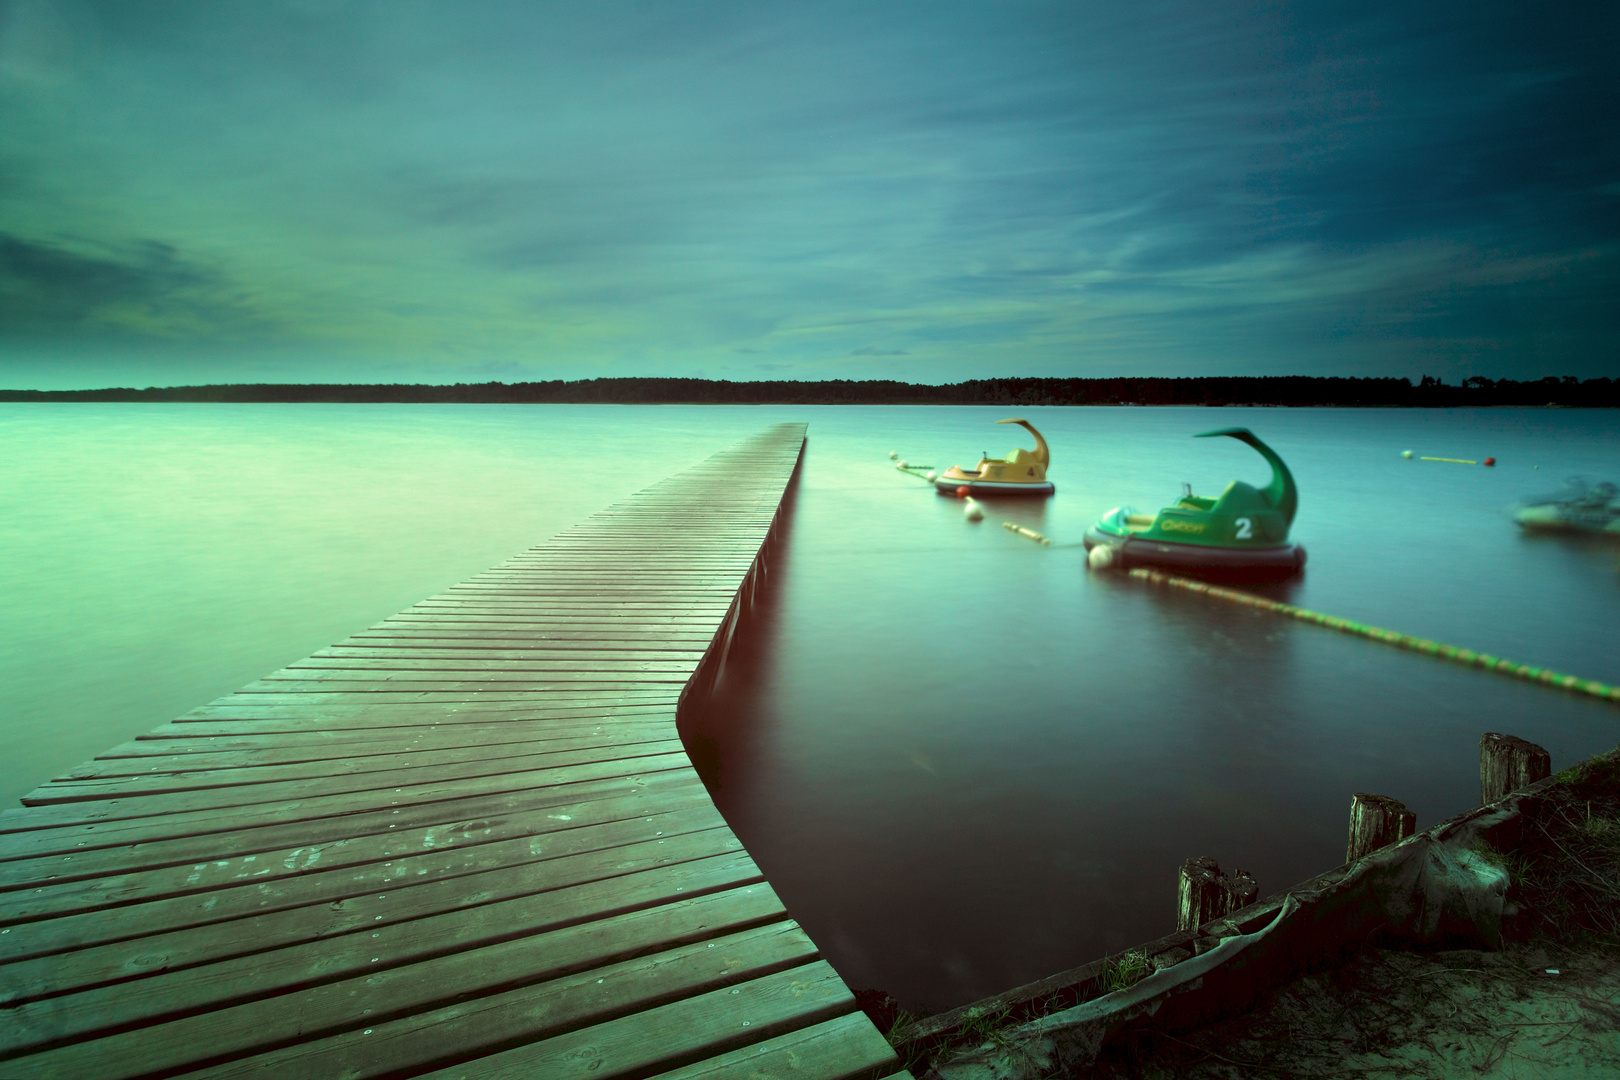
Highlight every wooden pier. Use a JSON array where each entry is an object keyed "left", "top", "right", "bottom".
[{"left": 0, "top": 423, "right": 907, "bottom": 1079}]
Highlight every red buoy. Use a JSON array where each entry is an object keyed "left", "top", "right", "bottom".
[
  {"left": 1484, "top": 457, "right": 1496, "bottom": 467},
  {"left": 955, "top": 485, "right": 970, "bottom": 498}
]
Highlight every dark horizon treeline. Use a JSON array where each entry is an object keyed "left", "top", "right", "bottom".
[{"left": 1, "top": 374, "right": 1616, "bottom": 406}]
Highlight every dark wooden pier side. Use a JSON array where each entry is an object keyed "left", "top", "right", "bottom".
[{"left": 0, "top": 423, "right": 907, "bottom": 1080}]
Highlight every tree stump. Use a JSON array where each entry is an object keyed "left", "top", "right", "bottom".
[
  {"left": 1346, "top": 793, "right": 1416, "bottom": 863},
  {"left": 1176, "top": 857, "right": 1258, "bottom": 932},
  {"left": 1480, "top": 732, "right": 1551, "bottom": 804}
]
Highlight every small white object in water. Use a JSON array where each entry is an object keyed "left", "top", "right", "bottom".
[
  {"left": 896, "top": 459, "right": 908, "bottom": 469},
  {"left": 889, "top": 450, "right": 898, "bottom": 460},
  {"left": 1401, "top": 450, "right": 1413, "bottom": 459},
  {"left": 1087, "top": 544, "right": 1117, "bottom": 571},
  {"left": 925, "top": 470, "right": 938, "bottom": 481},
  {"left": 963, "top": 497, "right": 984, "bottom": 522}
]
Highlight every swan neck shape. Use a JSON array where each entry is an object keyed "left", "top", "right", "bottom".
[
  {"left": 997, "top": 418, "right": 1049, "bottom": 468},
  {"left": 1196, "top": 427, "right": 1297, "bottom": 526}
]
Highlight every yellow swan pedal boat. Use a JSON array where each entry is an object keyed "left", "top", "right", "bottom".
[{"left": 934, "top": 419, "right": 1055, "bottom": 497}]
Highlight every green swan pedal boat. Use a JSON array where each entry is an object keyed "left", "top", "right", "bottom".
[{"left": 1084, "top": 427, "right": 1306, "bottom": 581}]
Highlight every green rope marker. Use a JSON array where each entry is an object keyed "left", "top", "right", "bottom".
[{"left": 1128, "top": 568, "right": 1620, "bottom": 705}]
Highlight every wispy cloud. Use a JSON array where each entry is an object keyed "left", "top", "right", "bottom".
[
  {"left": 0, "top": 232, "right": 274, "bottom": 339},
  {"left": 0, "top": 0, "right": 1613, "bottom": 388}
]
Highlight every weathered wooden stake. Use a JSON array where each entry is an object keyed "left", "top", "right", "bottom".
[
  {"left": 1223, "top": 867, "right": 1259, "bottom": 913},
  {"left": 1177, "top": 857, "right": 1223, "bottom": 933},
  {"left": 1346, "top": 793, "right": 1416, "bottom": 863},
  {"left": 1480, "top": 732, "right": 1552, "bottom": 804},
  {"left": 1176, "top": 857, "right": 1257, "bottom": 932}
]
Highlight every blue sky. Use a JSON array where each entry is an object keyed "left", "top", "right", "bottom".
[{"left": 1, "top": 0, "right": 1615, "bottom": 388}]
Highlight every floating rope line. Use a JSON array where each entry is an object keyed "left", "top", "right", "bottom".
[
  {"left": 1421, "top": 456, "right": 1479, "bottom": 464},
  {"left": 1128, "top": 568, "right": 1620, "bottom": 705}
]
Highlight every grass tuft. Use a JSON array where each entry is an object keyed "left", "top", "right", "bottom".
[{"left": 1101, "top": 950, "right": 1155, "bottom": 993}]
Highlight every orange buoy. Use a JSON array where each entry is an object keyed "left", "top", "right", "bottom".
[
  {"left": 955, "top": 485, "right": 970, "bottom": 498},
  {"left": 1484, "top": 457, "right": 1496, "bottom": 467}
]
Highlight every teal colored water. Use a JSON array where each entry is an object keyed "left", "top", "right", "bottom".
[{"left": 4, "top": 403, "right": 1618, "bottom": 1011}]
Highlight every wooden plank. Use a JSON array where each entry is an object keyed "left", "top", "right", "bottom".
[
  {"left": 644, "top": 1013, "right": 901, "bottom": 1080},
  {"left": 242, "top": 673, "right": 695, "bottom": 686},
  {"left": 147, "top": 709, "right": 679, "bottom": 737},
  {"left": 405, "top": 595, "right": 735, "bottom": 605},
  {"left": 0, "top": 771, "right": 703, "bottom": 885},
  {"left": 0, "top": 754, "right": 694, "bottom": 839},
  {"left": 347, "top": 629, "right": 719, "bottom": 641},
  {"left": 170, "top": 698, "right": 679, "bottom": 723},
  {"left": 1, "top": 824, "right": 747, "bottom": 995},
  {"left": 461, "top": 566, "right": 757, "bottom": 573},
  {"left": 0, "top": 794, "right": 727, "bottom": 932},
  {"left": 2, "top": 866, "right": 778, "bottom": 1066},
  {"left": 379, "top": 610, "right": 730, "bottom": 619},
  {"left": 219, "top": 687, "right": 686, "bottom": 699},
  {"left": 281, "top": 657, "right": 702, "bottom": 672},
  {"left": 225, "top": 682, "right": 692, "bottom": 697},
  {"left": 84, "top": 718, "right": 674, "bottom": 765},
  {"left": 186, "top": 934, "right": 834, "bottom": 1080},
  {"left": 21, "top": 740, "right": 689, "bottom": 807},
  {"left": 467, "top": 571, "right": 756, "bottom": 580},
  {"left": 423, "top": 586, "right": 740, "bottom": 594},
  {"left": 406, "top": 961, "right": 853, "bottom": 1080},
  {"left": 187, "top": 689, "right": 684, "bottom": 704},
  {"left": 433, "top": 593, "right": 738, "bottom": 603},
  {"left": 46, "top": 729, "right": 682, "bottom": 789},
  {"left": 312, "top": 646, "right": 709, "bottom": 659}
]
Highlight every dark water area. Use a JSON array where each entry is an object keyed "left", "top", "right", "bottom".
[
  {"left": 682, "top": 406, "right": 1620, "bottom": 1011},
  {"left": 4, "top": 403, "right": 1617, "bottom": 1014}
]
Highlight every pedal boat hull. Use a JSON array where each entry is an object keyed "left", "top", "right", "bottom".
[
  {"left": 1084, "top": 524, "right": 1306, "bottom": 581},
  {"left": 933, "top": 477, "right": 1056, "bottom": 496}
]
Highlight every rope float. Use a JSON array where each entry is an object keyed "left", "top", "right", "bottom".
[
  {"left": 1002, "top": 522, "right": 1051, "bottom": 546},
  {"left": 1402, "top": 450, "right": 1496, "bottom": 466},
  {"left": 1128, "top": 568, "right": 1620, "bottom": 705},
  {"left": 894, "top": 462, "right": 938, "bottom": 481}
]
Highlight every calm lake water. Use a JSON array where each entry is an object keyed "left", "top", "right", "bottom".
[{"left": 4, "top": 403, "right": 1618, "bottom": 1011}]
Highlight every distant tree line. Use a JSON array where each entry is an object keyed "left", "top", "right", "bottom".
[{"left": 2, "top": 374, "right": 1615, "bottom": 406}]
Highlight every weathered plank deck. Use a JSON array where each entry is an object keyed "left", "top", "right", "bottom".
[{"left": 0, "top": 423, "right": 909, "bottom": 1080}]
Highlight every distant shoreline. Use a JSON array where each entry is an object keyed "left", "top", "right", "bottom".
[{"left": 1, "top": 375, "right": 1614, "bottom": 407}]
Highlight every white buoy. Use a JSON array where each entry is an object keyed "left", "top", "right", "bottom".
[
  {"left": 889, "top": 451, "right": 898, "bottom": 460},
  {"left": 1401, "top": 450, "right": 1413, "bottom": 459},
  {"left": 925, "top": 470, "right": 938, "bottom": 481},
  {"left": 1087, "top": 545, "right": 1117, "bottom": 571},
  {"left": 896, "top": 459, "right": 908, "bottom": 469},
  {"left": 964, "top": 497, "right": 984, "bottom": 522}
]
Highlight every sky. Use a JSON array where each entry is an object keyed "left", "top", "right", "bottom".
[{"left": 0, "top": 0, "right": 1615, "bottom": 389}]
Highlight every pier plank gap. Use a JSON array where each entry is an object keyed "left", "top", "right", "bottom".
[{"left": 0, "top": 424, "right": 908, "bottom": 1080}]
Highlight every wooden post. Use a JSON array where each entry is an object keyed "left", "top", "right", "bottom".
[
  {"left": 1480, "top": 732, "right": 1551, "bottom": 804},
  {"left": 1177, "top": 856, "right": 1224, "bottom": 933},
  {"left": 1346, "top": 793, "right": 1416, "bottom": 863},
  {"left": 1177, "top": 857, "right": 1259, "bottom": 932},
  {"left": 1222, "top": 867, "right": 1259, "bottom": 913}
]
